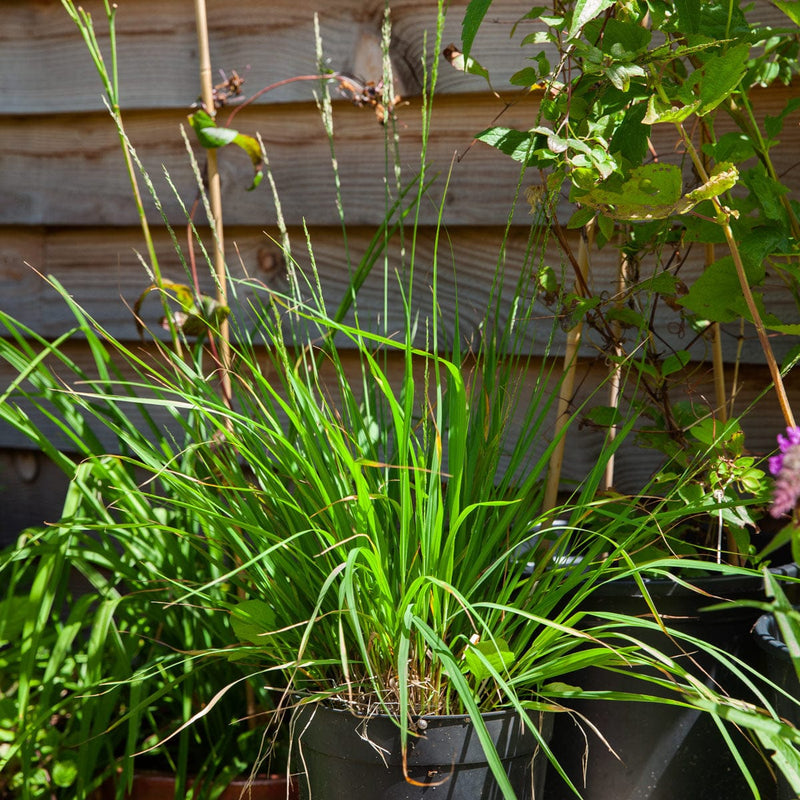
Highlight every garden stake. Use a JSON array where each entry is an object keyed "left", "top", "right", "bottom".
[
  {"left": 194, "top": 0, "right": 232, "bottom": 408},
  {"left": 545, "top": 219, "right": 595, "bottom": 511}
]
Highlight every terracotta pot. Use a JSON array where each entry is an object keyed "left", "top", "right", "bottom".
[{"left": 98, "top": 771, "right": 298, "bottom": 799}]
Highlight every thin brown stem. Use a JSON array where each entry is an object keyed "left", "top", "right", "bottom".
[{"left": 675, "top": 121, "right": 795, "bottom": 429}]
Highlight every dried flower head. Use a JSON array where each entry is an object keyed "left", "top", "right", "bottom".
[{"left": 769, "top": 426, "right": 800, "bottom": 518}]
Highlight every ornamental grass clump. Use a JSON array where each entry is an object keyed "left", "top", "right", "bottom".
[{"left": 4, "top": 1, "right": 800, "bottom": 798}]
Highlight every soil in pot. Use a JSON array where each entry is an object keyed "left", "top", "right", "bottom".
[
  {"left": 544, "top": 564, "right": 798, "bottom": 800},
  {"left": 292, "top": 704, "right": 552, "bottom": 800}
]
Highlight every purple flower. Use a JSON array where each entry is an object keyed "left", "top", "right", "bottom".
[{"left": 770, "top": 426, "right": 800, "bottom": 518}]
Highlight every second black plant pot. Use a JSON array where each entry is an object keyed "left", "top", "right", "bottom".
[
  {"left": 753, "top": 610, "right": 800, "bottom": 800},
  {"left": 544, "top": 565, "right": 798, "bottom": 800},
  {"left": 292, "top": 704, "right": 552, "bottom": 800}
]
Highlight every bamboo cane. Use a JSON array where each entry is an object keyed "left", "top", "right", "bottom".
[
  {"left": 544, "top": 220, "right": 595, "bottom": 511},
  {"left": 194, "top": 0, "right": 232, "bottom": 407}
]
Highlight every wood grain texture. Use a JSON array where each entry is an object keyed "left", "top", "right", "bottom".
[
  {"left": 2, "top": 0, "right": 791, "bottom": 114},
  {"left": 0, "top": 450, "right": 70, "bottom": 544},
  {"left": 3, "top": 86, "right": 799, "bottom": 229},
  {"left": 1, "top": 341, "right": 797, "bottom": 491},
  {"left": 2, "top": 0, "right": 799, "bottom": 512},
  {"left": 0, "top": 0, "right": 539, "bottom": 114},
  {"left": 2, "top": 223, "right": 798, "bottom": 365}
]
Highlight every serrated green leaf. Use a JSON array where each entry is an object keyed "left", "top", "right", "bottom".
[
  {"left": 679, "top": 43, "right": 749, "bottom": 117},
  {"left": 568, "top": 0, "right": 615, "bottom": 39},
  {"left": 643, "top": 94, "right": 700, "bottom": 125},
  {"left": 581, "top": 163, "right": 683, "bottom": 220},
  {"left": 678, "top": 256, "right": 765, "bottom": 323},
  {"left": 685, "top": 162, "right": 738, "bottom": 204},
  {"left": 476, "top": 127, "right": 536, "bottom": 162},
  {"left": 582, "top": 162, "right": 737, "bottom": 221}
]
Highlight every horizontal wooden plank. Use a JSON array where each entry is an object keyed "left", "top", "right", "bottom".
[
  {"left": 2, "top": 224, "right": 798, "bottom": 365},
  {"left": 0, "top": 0, "right": 541, "bottom": 115},
  {"left": 3, "top": 86, "right": 799, "bottom": 229},
  {"left": 0, "top": 344, "right": 797, "bottom": 501},
  {"left": 0, "top": 449, "right": 71, "bottom": 544},
  {"left": 3, "top": 0, "right": 791, "bottom": 115},
  {"left": 1, "top": 92, "right": 543, "bottom": 228}
]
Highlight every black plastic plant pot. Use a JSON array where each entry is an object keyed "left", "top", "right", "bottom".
[
  {"left": 544, "top": 564, "right": 798, "bottom": 800},
  {"left": 292, "top": 704, "right": 553, "bottom": 800},
  {"left": 754, "top": 611, "right": 800, "bottom": 800}
]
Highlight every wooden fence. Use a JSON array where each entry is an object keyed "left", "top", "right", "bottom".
[{"left": 1, "top": 0, "right": 798, "bottom": 541}]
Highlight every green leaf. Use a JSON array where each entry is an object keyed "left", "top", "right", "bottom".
[
  {"left": 464, "top": 638, "right": 515, "bottom": 683},
  {"left": 742, "top": 164, "right": 788, "bottom": 221},
  {"left": 596, "top": 210, "right": 615, "bottom": 243},
  {"left": 600, "top": 17, "right": 652, "bottom": 58},
  {"left": 584, "top": 405, "right": 623, "bottom": 427},
  {"left": 640, "top": 271, "right": 680, "bottom": 295},
  {"left": 604, "top": 62, "right": 646, "bottom": 92},
  {"left": 52, "top": 760, "right": 78, "bottom": 788},
  {"left": 774, "top": 1, "right": 800, "bottom": 25},
  {"left": 133, "top": 281, "right": 230, "bottom": 338},
  {"left": 476, "top": 127, "right": 536, "bottom": 163},
  {"left": 679, "top": 44, "right": 749, "bottom": 117},
  {"left": 678, "top": 256, "right": 764, "bottom": 323},
  {"left": 461, "top": 0, "right": 493, "bottom": 58},
  {"left": 684, "top": 162, "right": 738, "bottom": 203},
  {"left": 568, "top": 0, "right": 615, "bottom": 39},
  {"left": 765, "top": 98, "right": 800, "bottom": 139},
  {"left": 509, "top": 67, "right": 540, "bottom": 87},
  {"left": 580, "top": 163, "right": 683, "bottom": 220},
  {"left": 643, "top": 94, "right": 700, "bottom": 125},
  {"left": 230, "top": 599, "right": 277, "bottom": 645},
  {"left": 705, "top": 132, "right": 755, "bottom": 165},
  {"left": 673, "top": 0, "right": 701, "bottom": 34},
  {"left": 606, "top": 306, "right": 647, "bottom": 329},
  {"left": 581, "top": 162, "right": 737, "bottom": 221},
  {"left": 677, "top": 482, "right": 704, "bottom": 505},
  {"left": 567, "top": 206, "right": 596, "bottom": 229},
  {"left": 190, "top": 111, "right": 239, "bottom": 148},
  {"left": 661, "top": 350, "right": 690, "bottom": 377},
  {"left": 609, "top": 102, "right": 650, "bottom": 164},
  {"left": 443, "top": 44, "right": 492, "bottom": 87},
  {"left": 189, "top": 109, "right": 264, "bottom": 191}
]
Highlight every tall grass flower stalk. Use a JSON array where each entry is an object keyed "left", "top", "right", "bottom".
[{"left": 4, "top": 2, "right": 800, "bottom": 798}]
